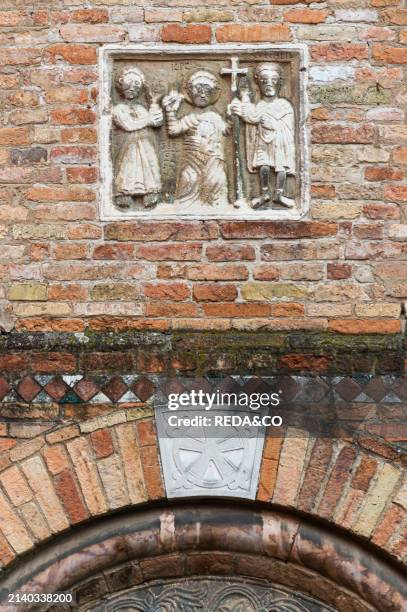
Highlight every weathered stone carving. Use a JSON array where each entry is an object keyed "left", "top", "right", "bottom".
[
  {"left": 162, "top": 71, "right": 229, "bottom": 211},
  {"left": 112, "top": 66, "right": 163, "bottom": 210},
  {"left": 231, "top": 62, "right": 296, "bottom": 209},
  {"left": 87, "top": 577, "right": 336, "bottom": 611},
  {"left": 154, "top": 395, "right": 267, "bottom": 499},
  {"left": 100, "top": 44, "right": 308, "bottom": 220}
]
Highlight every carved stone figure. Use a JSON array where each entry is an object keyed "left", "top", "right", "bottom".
[
  {"left": 162, "top": 70, "right": 229, "bottom": 210},
  {"left": 112, "top": 66, "right": 163, "bottom": 210},
  {"left": 231, "top": 62, "right": 296, "bottom": 209}
]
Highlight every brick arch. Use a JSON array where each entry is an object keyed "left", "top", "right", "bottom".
[
  {"left": 0, "top": 412, "right": 405, "bottom": 577},
  {"left": 0, "top": 504, "right": 406, "bottom": 611}
]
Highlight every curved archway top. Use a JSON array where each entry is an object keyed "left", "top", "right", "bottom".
[
  {"left": 0, "top": 412, "right": 405, "bottom": 576},
  {"left": 0, "top": 504, "right": 406, "bottom": 611}
]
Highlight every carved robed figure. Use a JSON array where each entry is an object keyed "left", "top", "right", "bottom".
[
  {"left": 231, "top": 62, "right": 295, "bottom": 209},
  {"left": 162, "top": 71, "right": 229, "bottom": 210},
  {"left": 112, "top": 66, "right": 163, "bottom": 209}
]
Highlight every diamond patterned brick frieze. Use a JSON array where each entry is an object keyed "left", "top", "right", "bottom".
[
  {"left": 362, "top": 377, "right": 388, "bottom": 402},
  {"left": 296, "top": 377, "right": 329, "bottom": 403},
  {"left": 334, "top": 377, "right": 361, "bottom": 402},
  {"left": 132, "top": 377, "right": 155, "bottom": 402},
  {"left": 391, "top": 378, "right": 407, "bottom": 401},
  {"left": 102, "top": 376, "right": 128, "bottom": 402},
  {"left": 44, "top": 377, "right": 69, "bottom": 401},
  {"left": 160, "top": 378, "right": 186, "bottom": 398},
  {"left": 0, "top": 374, "right": 407, "bottom": 409},
  {"left": 275, "top": 376, "right": 300, "bottom": 402},
  {"left": 74, "top": 378, "right": 100, "bottom": 402},
  {"left": 0, "top": 379, "right": 11, "bottom": 401},
  {"left": 16, "top": 376, "right": 41, "bottom": 402}
]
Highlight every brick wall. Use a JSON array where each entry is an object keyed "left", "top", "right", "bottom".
[{"left": 0, "top": 1, "right": 406, "bottom": 340}]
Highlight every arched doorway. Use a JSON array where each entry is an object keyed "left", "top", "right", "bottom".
[{"left": 0, "top": 502, "right": 405, "bottom": 611}]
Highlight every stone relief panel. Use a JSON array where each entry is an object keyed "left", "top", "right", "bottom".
[
  {"left": 100, "top": 44, "right": 309, "bottom": 220},
  {"left": 154, "top": 399, "right": 267, "bottom": 499},
  {"left": 86, "top": 577, "right": 336, "bottom": 611}
]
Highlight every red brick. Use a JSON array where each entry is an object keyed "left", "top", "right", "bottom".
[
  {"left": 61, "top": 128, "right": 97, "bottom": 144},
  {"left": 72, "top": 9, "right": 108, "bottom": 23},
  {"left": 17, "top": 376, "right": 41, "bottom": 401},
  {"left": 203, "top": 303, "right": 273, "bottom": 317},
  {"left": 312, "top": 124, "right": 375, "bottom": 144},
  {"left": 273, "top": 303, "right": 305, "bottom": 317},
  {"left": 51, "top": 109, "right": 96, "bottom": 125},
  {"left": 220, "top": 221, "right": 336, "bottom": 239},
  {"left": 216, "top": 24, "right": 292, "bottom": 42},
  {"left": 74, "top": 377, "right": 99, "bottom": 402},
  {"left": 146, "top": 303, "right": 199, "bottom": 317},
  {"left": 54, "top": 469, "right": 89, "bottom": 524},
  {"left": 93, "top": 244, "right": 135, "bottom": 260},
  {"left": 393, "top": 147, "right": 407, "bottom": 164},
  {"left": 353, "top": 224, "right": 383, "bottom": 239},
  {"left": 352, "top": 456, "right": 378, "bottom": 491},
  {"left": 298, "top": 439, "right": 334, "bottom": 512},
  {"left": 363, "top": 202, "right": 400, "bottom": 219},
  {"left": 318, "top": 446, "right": 356, "bottom": 519},
  {"left": 0, "top": 127, "right": 30, "bottom": 146},
  {"left": 43, "top": 445, "right": 69, "bottom": 474},
  {"left": 139, "top": 446, "right": 164, "bottom": 500},
  {"left": 51, "top": 153, "right": 95, "bottom": 177},
  {"left": 30, "top": 352, "right": 76, "bottom": 373},
  {"left": 162, "top": 24, "right": 211, "bottom": 43},
  {"left": 44, "top": 376, "right": 69, "bottom": 401},
  {"left": 69, "top": 224, "right": 102, "bottom": 239},
  {"left": 384, "top": 185, "right": 407, "bottom": 201},
  {"left": 48, "top": 284, "right": 87, "bottom": 301},
  {"left": 0, "top": 10, "right": 26, "bottom": 26},
  {"left": 137, "top": 420, "right": 157, "bottom": 447},
  {"left": 46, "top": 44, "right": 97, "bottom": 65},
  {"left": 382, "top": 8, "right": 407, "bottom": 25},
  {"left": 0, "top": 48, "right": 41, "bottom": 66},
  {"left": 372, "top": 44, "right": 407, "bottom": 64},
  {"left": 0, "top": 531, "right": 15, "bottom": 566},
  {"left": 193, "top": 284, "right": 237, "bottom": 302},
  {"left": 284, "top": 8, "right": 329, "bottom": 23},
  {"left": 206, "top": 245, "right": 255, "bottom": 261},
  {"left": 311, "top": 43, "right": 368, "bottom": 62},
  {"left": 279, "top": 354, "right": 330, "bottom": 372},
  {"left": 365, "top": 167, "right": 403, "bottom": 181},
  {"left": 137, "top": 243, "right": 201, "bottom": 261},
  {"left": 90, "top": 429, "right": 114, "bottom": 459},
  {"left": 67, "top": 167, "right": 97, "bottom": 184},
  {"left": 311, "top": 184, "right": 336, "bottom": 199},
  {"left": 53, "top": 243, "right": 88, "bottom": 260},
  {"left": 329, "top": 320, "right": 401, "bottom": 334},
  {"left": 27, "top": 186, "right": 94, "bottom": 202},
  {"left": 0, "top": 439, "right": 16, "bottom": 452},
  {"left": 105, "top": 221, "right": 217, "bottom": 242},
  {"left": 143, "top": 282, "right": 190, "bottom": 301},
  {"left": 372, "top": 503, "right": 405, "bottom": 547},
  {"left": 187, "top": 264, "right": 248, "bottom": 281},
  {"left": 327, "top": 263, "right": 352, "bottom": 280},
  {"left": 253, "top": 265, "right": 280, "bottom": 281}
]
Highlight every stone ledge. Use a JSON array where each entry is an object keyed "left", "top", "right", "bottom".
[{"left": 0, "top": 330, "right": 404, "bottom": 375}]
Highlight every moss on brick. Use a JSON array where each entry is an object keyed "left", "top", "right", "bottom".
[{"left": 310, "top": 84, "right": 392, "bottom": 106}]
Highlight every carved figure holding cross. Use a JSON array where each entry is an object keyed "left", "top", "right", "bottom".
[{"left": 221, "top": 57, "right": 248, "bottom": 208}]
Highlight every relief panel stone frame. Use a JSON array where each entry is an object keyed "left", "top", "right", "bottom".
[{"left": 99, "top": 43, "right": 310, "bottom": 221}]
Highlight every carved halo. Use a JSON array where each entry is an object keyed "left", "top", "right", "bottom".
[
  {"left": 115, "top": 65, "right": 146, "bottom": 95},
  {"left": 183, "top": 69, "right": 221, "bottom": 105}
]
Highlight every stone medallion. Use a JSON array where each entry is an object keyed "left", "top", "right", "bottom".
[{"left": 154, "top": 402, "right": 267, "bottom": 499}]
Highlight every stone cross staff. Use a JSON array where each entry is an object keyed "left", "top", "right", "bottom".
[{"left": 221, "top": 57, "right": 248, "bottom": 208}]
